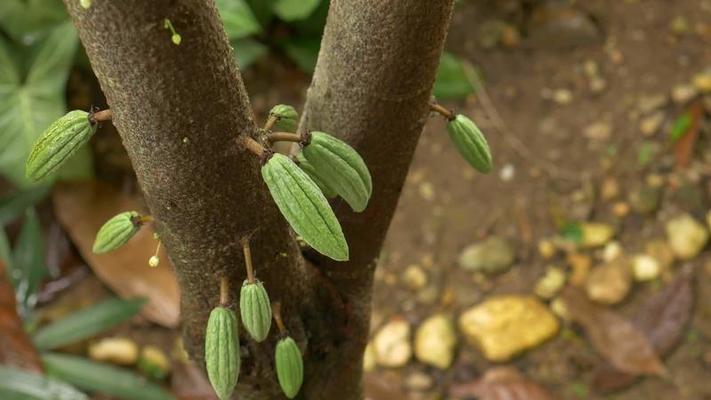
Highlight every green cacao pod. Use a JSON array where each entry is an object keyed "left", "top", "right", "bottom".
[
  {"left": 92, "top": 211, "right": 141, "bottom": 254},
  {"left": 239, "top": 280, "right": 272, "bottom": 342},
  {"left": 269, "top": 104, "right": 299, "bottom": 133},
  {"left": 261, "top": 153, "right": 348, "bottom": 261},
  {"left": 301, "top": 132, "right": 372, "bottom": 213},
  {"left": 294, "top": 153, "right": 337, "bottom": 198},
  {"left": 26, "top": 110, "right": 98, "bottom": 182},
  {"left": 205, "top": 306, "right": 240, "bottom": 400},
  {"left": 275, "top": 336, "right": 303, "bottom": 399},
  {"left": 446, "top": 114, "right": 493, "bottom": 173}
]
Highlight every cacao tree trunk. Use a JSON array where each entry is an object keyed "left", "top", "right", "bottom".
[{"left": 64, "top": 0, "right": 454, "bottom": 398}]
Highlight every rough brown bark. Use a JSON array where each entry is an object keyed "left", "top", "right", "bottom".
[
  {"left": 300, "top": 1, "right": 455, "bottom": 398},
  {"left": 64, "top": 1, "right": 307, "bottom": 397}
]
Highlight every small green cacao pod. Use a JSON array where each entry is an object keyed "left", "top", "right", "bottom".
[
  {"left": 275, "top": 336, "right": 303, "bottom": 399},
  {"left": 269, "top": 104, "right": 299, "bottom": 133},
  {"left": 446, "top": 114, "right": 493, "bottom": 173},
  {"left": 302, "top": 132, "right": 372, "bottom": 212},
  {"left": 294, "top": 153, "right": 337, "bottom": 199},
  {"left": 92, "top": 211, "right": 141, "bottom": 254},
  {"left": 26, "top": 110, "right": 98, "bottom": 181},
  {"left": 205, "top": 306, "right": 240, "bottom": 400},
  {"left": 261, "top": 153, "right": 348, "bottom": 261},
  {"left": 239, "top": 280, "right": 272, "bottom": 342}
]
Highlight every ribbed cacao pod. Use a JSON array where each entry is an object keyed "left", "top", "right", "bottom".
[
  {"left": 205, "top": 306, "right": 240, "bottom": 400},
  {"left": 239, "top": 280, "right": 272, "bottom": 342},
  {"left": 294, "top": 153, "right": 337, "bottom": 198},
  {"left": 446, "top": 114, "right": 493, "bottom": 173},
  {"left": 92, "top": 211, "right": 141, "bottom": 254},
  {"left": 275, "top": 336, "right": 303, "bottom": 399},
  {"left": 301, "top": 132, "right": 372, "bottom": 212},
  {"left": 26, "top": 110, "right": 97, "bottom": 181},
  {"left": 261, "top": 153, "right": 348, "bottom": 261},
  {"left": 269, "top": 104, "right": 299, "bottom": 133}
]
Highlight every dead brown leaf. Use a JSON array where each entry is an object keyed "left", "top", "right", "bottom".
[
  {"left": 0, "top": 261, "right": 43, "bottom": 372},
  {"left": 561, "top": 286, "right": 665, "bottom": 377},
  {"left": 53, "top": 181, "right": 179, "bottom": 327},
  {"left": 449, "top": 367, "right": 555, "bottom": 400},
  {"left": 592, "top": 266, "right": 694, "bottom": 392},
  {"left": 673, "top": 100, "right": 703, "bottom": 168}
]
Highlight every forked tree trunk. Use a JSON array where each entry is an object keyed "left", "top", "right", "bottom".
[{"left": 63, "top": 0, "right": 453, "bottom": 399}]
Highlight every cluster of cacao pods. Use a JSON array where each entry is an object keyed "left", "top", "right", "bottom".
[{"left": 260, "top": 105, "right": 373, "bottom": 262}]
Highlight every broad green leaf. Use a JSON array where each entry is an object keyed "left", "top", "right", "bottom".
[
  {"left": 560, "top": 222, "right": 583, "bottom": 245},
  {"left": 0, "top": 22, "right": 78, "bottom": 186},
  {"left": 289, "top": 0, "right": 329, "bottom": 36},
  {"left": 215, "top": 0, "right": 262, "bottom": 40},
  {"left": 33, "top": 297, "right": 146, "bottom": 350},
  {"left": 234, "top": 38, "right": 268, "bottom": 69},
  {"left": 0, "top": 186, "right": 50, "bottom": 226},
  {"left": 272, "top": 0, "right": 321, "bottom": 21},
  {"left": 433, "top": 52, "right": 476, "bottom": 100},
  {"left": 0, "top": 0, "right": 68, "bottom": 42},
  {"left": 11, "top": 208, "right": 46, "bottom": 315},
  {"left": 0, "top": 366, "right": 88, "bottom": 400},
  {"left": 43, "top": 353, "right": 176, "bottom": 400},
  {"left": 283, "top": 37, "right": 320, "bottom": 74}
]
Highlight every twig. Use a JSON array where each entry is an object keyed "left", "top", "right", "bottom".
[
  {"left": 240, "top": 136, "right": 268, "bottom": 159},
  {"left": 263, "top": 115, "right": 279, "bottom": 132},
  {"left": 89, "top": 109, "right": 112, "bottom": 124},
  {"left": 272, "top": 302, "right": 286, "bottom": 334},
  {"left": 219, "top": 275, "right": 229, "bottom": 306},
  {"left": 267, "top": 132, "right": 305, "bottom": 144},
  {"left": 240, "top": 236, "right": 255, "bottom": 284},
  {"left": 429, "top": 101, "right": 455, "bottom": 120}
]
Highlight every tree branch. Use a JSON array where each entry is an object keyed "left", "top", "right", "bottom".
[
  {"left": 64, "top": 1, "right": 309, "bottom": 396},
  {"left": 300, "top": 0, "right": 455, "bottom": 398}
]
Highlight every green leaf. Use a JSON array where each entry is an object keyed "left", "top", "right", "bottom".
[
  {"left": 42, "top": 353, "right": 176, "bottom": 400},
  {"left": 215, "top": 0, "right": 262, "bottom": 40},
  {"left": 0, "top": 22, "right": 78, "bottom": 187},
  {"left": 283, "top": 37, "right": 320, "bottom": 74},
  {"left": 11, "top": 208, "right": 46, "bottom": 315},
  {"left": 0, "top": 186, "right": 50, "bottom": 226},
  {"left": 0, "top": 366, "right": 88, "bottom": 400},
  {"left": 233, "top": 38, "right": 268, "bottom": 69},
  {"left": 33, "top": 297, "right": 146, "bottom": 350},
  {"left": 0, "top": 0, "right": 69, "bottom": 42},
  {"left": 272, "top": 0, "right": 321, "bottom": 21},
  {"left": 433, "top": 52, "right": 476, "bottom": 100},
  {"left": 669, "top": 112, "right": 692, "bottom": 142}
]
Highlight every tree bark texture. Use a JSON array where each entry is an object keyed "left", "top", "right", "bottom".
[
  {"left": 300, "top": 1, "right": 454, "bottom": 397},
  {"left": 64, "top": 0, "right": 454, "bottom": 398},
  {"left": 64, "top": 1, "right": 309, "bottom": 397}
]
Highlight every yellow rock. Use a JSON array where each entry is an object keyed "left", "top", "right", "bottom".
[
  {"left": 88, "top": 337, "right": 139, "bottom": 365},
  {"left": 581, "top": 222, "right": 615, "bottom": 248},
  {"left": 138, "top": 345, "right": 171, "bottom": 379},
  {"left": 414, "top": 314, "right": 457, "bottom": 369},
  {"left": 372, "top": 317, "right": 411, "bottom": 368},
  {"left": 585, "top": 258, "right": 632, "bottom": 305},
  {"left": 458, "top": 295, "right": 559, "bottom": 361}
]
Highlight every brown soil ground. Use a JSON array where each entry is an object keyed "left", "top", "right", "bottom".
[{"left": 368, "top": 0, "right": 711, "bottom": 399}]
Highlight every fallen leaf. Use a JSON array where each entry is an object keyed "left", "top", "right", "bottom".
[
  {"left": 561, "top": 286, "right": 665, "bottom": 376},
  {"left": 449, "top": 367, "right": 555, "bottom": 400},
  {"left": 592, "top": 266, "right": 694, "bottom": 392},
  {"left": 0, "top": 261, "right": 43, "bottom": 372},
  {"left": 53, "top": 181, "right": 179, "bottom": 327}
]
